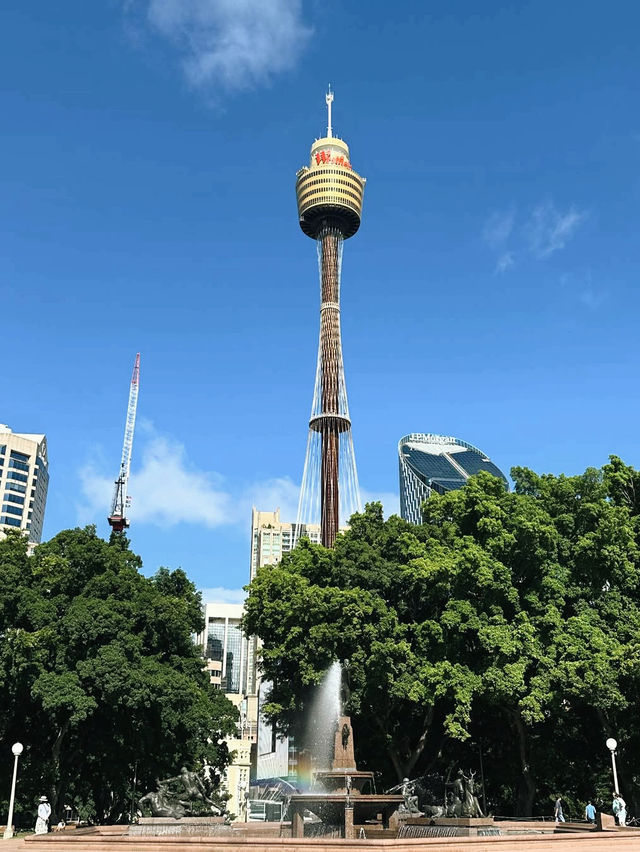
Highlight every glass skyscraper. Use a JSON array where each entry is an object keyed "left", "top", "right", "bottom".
[{"left": 398, "top": 433, "right": 508, "bottom": 524}]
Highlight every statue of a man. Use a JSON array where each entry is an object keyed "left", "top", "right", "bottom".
[
  {"left": 340, "top": 661, "right": 351, "bottom": 713},
  {"left": 401, "top": 778, "right": 421, "bottom": 815}
]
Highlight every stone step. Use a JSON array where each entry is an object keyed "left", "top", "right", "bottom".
[{"left": 20, "top": 825, "right": 640, "bottom": 851}]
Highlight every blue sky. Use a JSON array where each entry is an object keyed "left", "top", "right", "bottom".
[{"left": 3, "top": 0, "right": 640, "bottom": 598}]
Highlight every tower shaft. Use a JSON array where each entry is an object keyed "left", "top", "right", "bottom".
[{"left": 317, "top": 229, "right": 342, "bottom": 547}]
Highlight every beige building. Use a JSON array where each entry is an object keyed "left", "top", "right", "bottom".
[
  {"left": 250, "top": 507, "right": 320, "bottom": 580},
  {"left": 0, "top": 424, "right": 49, "bottom": 544}
]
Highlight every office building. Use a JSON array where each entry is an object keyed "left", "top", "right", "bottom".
[
  {"left": 197, "top": 602, "right": 258, "bottom": 820},
  {"left": 0, "top": 424, "right": 49, "bottom": 544},
  {"left": 399, "top": 433, "right": 508, "bottom": 524}
]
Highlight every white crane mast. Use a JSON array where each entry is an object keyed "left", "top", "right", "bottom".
[{"left": 108, "top": 353, "right": 140, "bottom": 532}]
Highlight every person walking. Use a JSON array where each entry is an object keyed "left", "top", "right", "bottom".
[
  {"left": 585, "top": 801, "right": 596, "bottom": 824},
  {"left": 554, "top": 796, "right": 566, "bottom": 823},
  {"left": 613, "top": 792, "right": 627, "bottom": 827},
  {"left": 35, "top": 796, "right": 51, "bottom": 834}
]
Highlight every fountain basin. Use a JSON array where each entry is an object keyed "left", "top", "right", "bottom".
[{"left": 289, "top": 793, "right": 403, "bottom": 837}]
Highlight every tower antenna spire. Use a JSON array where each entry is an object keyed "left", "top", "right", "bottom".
[{"left": 326, "top": 84, "right": 334, "bottom": 138}]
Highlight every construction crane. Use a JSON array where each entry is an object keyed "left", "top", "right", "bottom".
[{"left": 108, "top": 353, "right": 140, "bottom": 532}]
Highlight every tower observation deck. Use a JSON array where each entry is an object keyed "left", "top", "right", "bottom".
[{"left": 295, "top": 89, "right": 365, "bottom": 548}]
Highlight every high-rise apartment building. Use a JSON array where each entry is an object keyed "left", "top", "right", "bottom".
[
  {"left": 0, "top": 424, "right": 49, "bottom": 544},
  {"left": 250, "top": 508, "right": 320, "bottom": 581},
  {"left": 399, "top": 433, "right": 508, "bottom": 524}
]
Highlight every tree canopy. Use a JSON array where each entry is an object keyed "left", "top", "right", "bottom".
[
  {"left": 244, "top": 458, "right": 640, "bottom": 816},
  {"left": 0, "top": 527, "right": 237, "bottom": 825}
]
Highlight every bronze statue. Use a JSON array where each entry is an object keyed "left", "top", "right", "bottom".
[
  {"left": 138, "top": 766, "right": 224, "bottom": 819},
  {"left": 461, "top": 770, "right": 484, "bottom": 818},
  {"left": 446, "top": 769, "right": 483, "bottom": 818},
  {"left": 400, "top": 778, "right": 422, "bottom": 816}
]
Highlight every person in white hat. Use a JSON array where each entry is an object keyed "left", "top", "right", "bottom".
[{"left": 35, "top": 796, "right": 51, "bottom": 834}]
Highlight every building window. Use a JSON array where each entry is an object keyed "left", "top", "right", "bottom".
[
  {"left": 7, "top": 471, "right": 28, "bottom": 483},
  {"left": 206, "top": 618, "right": 225, "bottom": 664},
  {"left": 4, "top": 493, "right": 24, "bottom": 505},
  {"left": 9, "top": 450, "right": 29, "bottom": 463},
  {"left": 224, "top": 620, "right": 243, "bottom": 694},
  {"left": 2, "top": 504, "right": 23, "bottom": 516},
  {"left": 5, "top": 482, "right": 26, "bottom": 494},
  {"left": 8, "top": 459, "right": 29, "bottom": 472}
]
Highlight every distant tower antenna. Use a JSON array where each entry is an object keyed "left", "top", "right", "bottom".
[
  {"left": 326, "top": 85, "right": 334, "bottom": 138},
  {"left": 108, "top": 353, "right": 140, "bottom": 532}
]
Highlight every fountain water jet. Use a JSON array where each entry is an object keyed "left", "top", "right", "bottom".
[{"left": 306, "top": 661, "right": 341, "bottom": 773}]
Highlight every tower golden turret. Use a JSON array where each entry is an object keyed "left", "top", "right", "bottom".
[
  {"left": 295, "top": 87, "right": 366, "bottom": 238},
  {"left": 295, "top": 89, "right": 365, "bottom": 549}
]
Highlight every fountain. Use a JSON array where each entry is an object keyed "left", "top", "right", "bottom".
[{"left": 288, "top": 663, "right": 402, "bottom": 839}]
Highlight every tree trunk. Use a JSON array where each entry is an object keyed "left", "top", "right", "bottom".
[
  {"left": 49, "top": 719, "right": 70, "bottom": 819},
  {"left": 509, "top": 711, "right": 536, "bottom": 816},
  {"left": 380, "top": 706, "right": 434, "bottom": 781}
]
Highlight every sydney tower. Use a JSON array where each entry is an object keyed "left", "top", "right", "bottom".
[{"left": 295, "top": 89, "right": 365, "bottom": 548}]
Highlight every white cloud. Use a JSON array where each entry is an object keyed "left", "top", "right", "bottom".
[
  {"left": 79, "top": 433, "right": 234, "bottom": 528},
  {"left": 482, "top": 208, "right": 515, "bottom": 250},
  {"left": 78, "top": 463, "right": 116, "bottom": 526},
  {"left": 79, "top": 431, "right": 304, "bottom": 529},
  {"left": 525, "top": 201, "right": 587, "bottom": 258},
  {"left": 495, "top": 251, "right": 515, "bottom": 274},
  {"left": 482, "top": 200, "right": 588, "bottom": 272},
  {"left": 243, "top": 476, "right": 299, "bottom": 524},
  {"left": 199, "top": 586, "right": 246, "bottom": 605},
  {"left": 78, "top": 426, "right": 398, "bottom": 531},
  {"left": 136, "top": 0, "right": 312, "bottom": 94}
]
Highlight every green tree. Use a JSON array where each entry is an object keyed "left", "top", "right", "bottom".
[
  {"left": 0, "top": 527, "right": 237, "bottom": 825},
  {"left": 245, "top": 464, "right": 640, "bottom": 815}
]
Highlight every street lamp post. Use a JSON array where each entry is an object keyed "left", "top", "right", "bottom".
[
  {"left": 606, "top": 737, "right": 619, "bottom": 792},
  {"left": 3, "top": 742, "right": 24, "bottom": 840}
]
